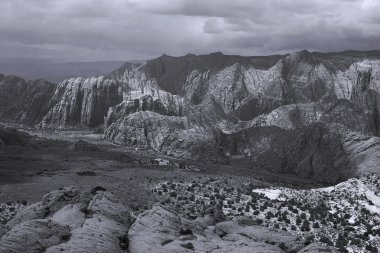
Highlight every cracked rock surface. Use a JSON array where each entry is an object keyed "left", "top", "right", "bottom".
[{"left": 0, "top": 187, "right": 131, "bottom": 253}]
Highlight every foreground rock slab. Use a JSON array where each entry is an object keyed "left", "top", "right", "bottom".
[
  {"left": 0, "top": 187, "right": 130, "bottom": 253},
  {"left": 129, "top": 204, "right": 335, "bottom": 253},
  {"left": 0, "top": 187, "right": 340, "bottom": 253}
]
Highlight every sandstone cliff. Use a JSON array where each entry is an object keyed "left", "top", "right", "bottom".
[{"left": 41, "top": 76, "right": 123, "bottom": 128}]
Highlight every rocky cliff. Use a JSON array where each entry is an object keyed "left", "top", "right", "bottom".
[
  {"left": 101, "top": 51, "right": 380, "bottom": 182},
  {"left": 41, "top": 76, "right": 123, "bottom": 128},
  {"left": 2, "top": 50, "right": 380, "bottom": 182},
  {"left": 0, "top": 74, "right": 56, "bottom": 124}
]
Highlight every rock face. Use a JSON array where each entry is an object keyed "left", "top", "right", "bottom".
[
  {"left": 2, "top": 50, "right": 380, "bottom": 182},
  {"left": 102, "top": 51, "right": 380, "bottom": 173},
  {"left": 41, "top": 76, "right": 123, "bottom": 128},
  {"left": 0, "top": 187, "right": 131, "bottom": 253},
  {"left": 0, "top": 74, "right": 56, "bottom": 123}
]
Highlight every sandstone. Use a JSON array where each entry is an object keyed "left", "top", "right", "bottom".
[
  {"left": 42, "top": 76, "right": 123, "bottom": 128},
  {"left": 0, "top": 187, "right": 131, "bottom": 253},
  {"left": 298, "top": 242, "right": 339, "bottom": 253},
  {"left": 129, "top": 204, "right": 303, "bottom": 253},
  {"left": 0, "top": 219, "right": 70, "bottom": 253}
]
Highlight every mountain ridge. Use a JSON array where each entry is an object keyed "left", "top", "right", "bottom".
[{"left": 2, "top": 49, "right": 380, "bottom": 183}]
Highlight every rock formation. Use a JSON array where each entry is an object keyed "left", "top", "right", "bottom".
[
  {"left": 0, "top": 187, "right": 131, "bottom": 253},
  {"left": 2, "top": 50, "right": 380, "bottom": 182},
  {"left": 0, "top": 74, "right": 56, "bottom": 124},
  {"left": 41, "top": 76, "right": 123, "bottom": 128},
  {"left": 0, "top": 187, "right": 343, "bottom": 253}
]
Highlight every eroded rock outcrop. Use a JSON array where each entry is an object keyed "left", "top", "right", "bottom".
[
  {"left": 3, "top": 51, "right": 380, "bottom": 183},
  {"left": 42, "top": 76, "right": 123, "bottom": 128},
  {"left": 128, "top": 204, "right": 290, "bottom": 253},
  {"left": 221, "top": 123, "right": 355, "bottom": 184},
  {"left": 0, "top": 187, "right": 346, "bottom": 253},
  {"left": 104, "top": 111, "right": 189, "bottom": 149},
  {"left": 0, "top": 74, "right": 56, "bottom": 124},
  {"left": 0, "top": 187, "right": 131, "bottom": 253},
  {"left": 128, "top": 204, "right": 342, "bottom": 253}
]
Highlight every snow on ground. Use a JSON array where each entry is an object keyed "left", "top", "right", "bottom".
[
  {"left": 364, "top": 189, "right": 380, "bottom": 215},
  {"left": 252, "top": 189, "right": 284, "bottom": 200}
]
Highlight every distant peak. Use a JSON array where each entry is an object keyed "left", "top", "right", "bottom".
[
  {"left": 289, "top": 49, "right": 316, "bottom": 64},
  {"left": 161, "top": 53, "right": 171, "bottom": 58},
  {"left": 298, "top": 49, "right": 311, "bottom": 54},
  {"left": 210, "top": 51, "right": 224, "bottom": 56}
]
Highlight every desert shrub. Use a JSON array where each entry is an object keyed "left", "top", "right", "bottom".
[
  {"left": 118, "top": 234, "right": 129, "bottom": 250},
  {"left": 181, "top": 243, "right": 194, "bottom": 250},
  {"left": 179, "top": 228, "right": 193, "bottom": 235},
  {"left": 365, "top": 244, "right": 379, "bottom": 253},
  {"left": 90, "top": 186, "right": 106, "bottom": 195},
  {"left": 335, "top": 234, "right": 348, "bottom": 248},
  {"left": 161, "top": 239, "right": 173, "bottom": 246},
  {"left": 60, "top": 234, "right": 71, "bottom": 242},
  {"left": 320, "top": 236, "right": 334, "bottom": 246}
]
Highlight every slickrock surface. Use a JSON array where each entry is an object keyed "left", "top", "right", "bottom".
[
  {"left": 129, "top": 204, "right": 341, "bottom": 253},
  {"left": 0, "top": 187, "right": 131, "bottom": 253}
]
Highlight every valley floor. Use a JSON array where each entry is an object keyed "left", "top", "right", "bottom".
[
  {"left": 3, "top": 123, "right": 379, "bottom": 252},
  {"left": 0, "top": 122, "right": 323, "bottom": 206}
]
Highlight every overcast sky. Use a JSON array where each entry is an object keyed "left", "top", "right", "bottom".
[{"left": 0, "top": 0, "right": 379, "bottom": 62}]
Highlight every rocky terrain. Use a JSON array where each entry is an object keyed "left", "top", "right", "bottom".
[
  {"left": 0, "top": 186, "right": 346, "bottom": 253},
  {"left": 153, "top": 174, "right": 380, "bottom": 252},
  {"left": 2, "top": 50, "right": 380, "bottom": 252},
  {"left": 0, "top": 124, "right": 378, "bottom": 252},
  {"left": 2, "top": 50, "right": 380, "bottom": 184},
  {"left": 0, "top": 75, "right": 56, "bottom": 124}
]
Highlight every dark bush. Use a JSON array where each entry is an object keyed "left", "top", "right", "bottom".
[
  {"left": 179, "top": 228, "right": 193, "bottom": 235},
  {"left": 181, "top": 243, "right": 194, "bottom": 250},
  {"left": 118, "top": 234, "right": 129, "bottom": 250},
  {"left": 90, "top": 186, "right": 106, "bottom": 195}
]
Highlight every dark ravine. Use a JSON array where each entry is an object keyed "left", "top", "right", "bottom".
[{"left": 1, "top": 50, "right": 380, "bottom": 183}]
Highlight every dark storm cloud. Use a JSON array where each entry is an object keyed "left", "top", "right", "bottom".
[{"left": 0, "top": 0, "right": 379, "bottom": 62}]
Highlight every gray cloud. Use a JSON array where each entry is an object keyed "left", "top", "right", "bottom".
[{"left": 0, "top": 0, "right": 379, "bottom": 62}]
